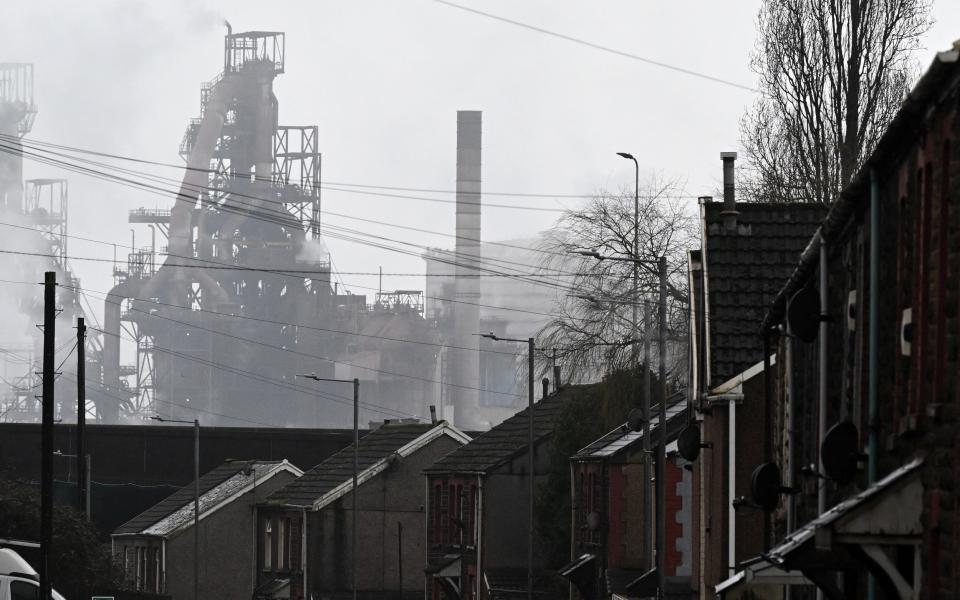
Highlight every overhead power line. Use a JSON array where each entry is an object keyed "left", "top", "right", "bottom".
[
  {"left": 1, "top": 135, "right": 581, "bottom": 270},
  {"left": 0, "top": 278, "right": 525, "bottom": 402},
  {"left": 0, "top": 140, "right": 590, "bottom": 291},
  {"left": 433, "top": 0, "right": 759, "bottom": 93},
  {"left": 4, "top": 132, "right": 698, "bottom": 200},
  {"left": 88, "top": 325, "right": 433, "bottom": 421},
  {"left": 0, "top": 222, "right": 566, "bottom": 319}
]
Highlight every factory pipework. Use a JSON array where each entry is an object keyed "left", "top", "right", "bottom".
[{"left": 451, "top": 110, "right": 482, "bottom": 429}]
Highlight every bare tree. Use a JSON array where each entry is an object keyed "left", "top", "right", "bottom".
[
  {"left": 536, "top": 174, "right": 694, "bottom": 386},
  {"left": 741, "top": 0, "right": 930, "bottom": 203}
]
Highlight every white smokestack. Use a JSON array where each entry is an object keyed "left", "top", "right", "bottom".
[{"left": 451, "top": 111, "right": 482, "bottom": 429}]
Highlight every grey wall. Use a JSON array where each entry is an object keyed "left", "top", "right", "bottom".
[
  {"left": 481, "top": 438, "right": 552, "bottom": 571},
  {"left": 165, "top": 469, "right": 297, "bottom": 600},
  {"left": 308, "top": 435, "right": 462, "bottom": 596}
]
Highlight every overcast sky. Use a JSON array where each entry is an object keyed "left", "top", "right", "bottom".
[{"left": 2, "top": 0, "right": 958, "bottom": 316}]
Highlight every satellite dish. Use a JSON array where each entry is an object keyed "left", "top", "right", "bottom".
[
  {"left": 750, "top": 462, "right": 783, "bottom": 511},
  {"left": 677, "top": 426, "right": 702, "bottom": 462},
  {"left": 787, "top": 285, "right": 821, "bottom": 343},
  {"left": 821, "top": 421, "right": 861, "bottom": 484},
  {"left": 626, "top": 408, "right": 645, "bottom": 433}
]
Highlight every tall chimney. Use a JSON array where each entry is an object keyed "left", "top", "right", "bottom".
[
  {"left": 720, "top": 152, "right": 738, "bottom": 231},
  {"left": 451, "top": 111, "right": 482, "bottom": 429}
]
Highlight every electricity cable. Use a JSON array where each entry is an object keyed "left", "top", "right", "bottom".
[
  {"left": 88, "top": 325, "right": 431, "bottom": 421},
  {"left": 0, "top": 141, "right": 585, "bottom": 290},
  {"left": 433, "top": 0, "right": 759, "bottom": 93}
]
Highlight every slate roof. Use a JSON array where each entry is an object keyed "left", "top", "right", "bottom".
[
  {"left": 424, "top": 385, "right": 588, "bottom": 475},
  {"left": 114, "top": 459, "right": 292, "bottom": 535},
  {"left": 572, "top": 393, "right": 688, "bottom": 460},
  {"left": 701, "top": 201, "right": 826, "bottom": 389},
  {"left": 265, "top": 422, "right": 439, "bottom": 507}
]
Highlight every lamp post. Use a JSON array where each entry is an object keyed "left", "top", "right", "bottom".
[
  {"left": 298, "top": 374, "right": 360, "bottom": 600},
  {"left": 150, "top": 416, "right": 199, "bottom": 600},
  {"left": 616, "top": 151, "right": 641, "bottom": 388},
  {"left": 480, "top": 333, "right": 535, "bottom": 600},
  {"left": 618, "top": 148, "right": 648, "bottom": 570},
  {"left": 576, "top": 249, "right": 668, "bottom": 595}
]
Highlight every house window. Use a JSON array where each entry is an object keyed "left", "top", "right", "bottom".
[
  {"left": 452, "top": 484, "right": 463, "bottom": 546},
  {"left": 154, "top": 548, "right": 161, "bottom": 593},
  {"left": 469, "top": 485, "right": 478, "bottom": 546},
  {"left": 440, "top": 482, "right": 450, "bottom": 544},
  {"left": 264, "top": 520, "right": 273, "bottom": 570},
  {"left": 432, "top": 483, "right": 443, "bottom": 545},
  {"left": 277, "top": 518, "right": 290, "bottom": 569},
  {"left": 277, "top": 519, "right": 285, "bottom": 569},
  {"left": 135, "top": 546, "right": 145, "bottom": 590}
]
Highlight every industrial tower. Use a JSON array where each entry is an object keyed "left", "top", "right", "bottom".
[
  {"left": 0, "top": 63, "right": 95, "bottom": 422},
  {"left": 105, "top": 29, "right": 437, "bottom": 426}
]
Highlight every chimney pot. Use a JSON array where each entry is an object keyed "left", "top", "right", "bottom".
[{"left": 720, "top": 152, "right": 738, "bottom": 231}]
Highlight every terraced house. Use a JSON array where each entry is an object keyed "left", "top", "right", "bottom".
[
  {"left": 423, "top": 384, "right": 591, "bottom": 600},
  {"left": 256, "top": 420, "right": 469, "bottom": 600},
  {"left": 717, "top": 42, "right": 960, "bottom": 600},
  {"left": 111, "top": 459, "right": 301, "bottom": 599}
]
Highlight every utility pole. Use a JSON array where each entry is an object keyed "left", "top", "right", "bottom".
[
  {"left": 84, "top": 454, "right": 91, "bottom": 522},
  {"left": 642, "top": 299, "right": 653, "bottom": 566},
  {"left": 397, "top": 521, "right": 403, "bottom": 600},
  {"left": 656, "top": 255, "right": 668, "bottom": 597},
  {"left": 77, "top": 317, "right": 87, "bottom": 517},
  {"left": 297, "top": 373, "right": 361, "bottom": 600},
  {"left": 480, "top": 333, "right": 536, "bottom": 600},
  {"left": 40, "top": 271, "right": 56, "bottom": 600},
  {"left": 527, "top": 336, "right": 534, "bottom": 600},
  {"left": 573, "top": 249, "right": 668, "bottom": 594},
  {"left": 193, "top": 418, "right": 199, "bottom": 600},
  {"left": 353, "top": 377, "right": 359, "bottom": 600},
  {"left": 150, "top": 415, "right": 200, "bottom": 600}
]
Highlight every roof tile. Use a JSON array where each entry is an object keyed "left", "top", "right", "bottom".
[{"left": 265, "top": 423, "right": 434, "bottom": 507}]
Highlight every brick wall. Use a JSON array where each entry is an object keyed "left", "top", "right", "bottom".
[
  {"left": 766, "top": 75, "right": 959, "bottom": 599},
  {"left": 694, "top": 404, "right": 726, "bottom": 599}
]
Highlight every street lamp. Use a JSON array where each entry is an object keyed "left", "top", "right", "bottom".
[
  {"left": 479, "top": 333, "right": 535, "bottom": 600},
  {"left": 298, "top": 374, "right": 360, "bottom": 600},
  {"left": 616, "top": 152, "right": 641, "bottom": 402},
  {"left": 149, "top": 416, "right": 199, "bottom": 600},
  {"left": 579, "top": 250, "right": 669, "bottom": 594}
]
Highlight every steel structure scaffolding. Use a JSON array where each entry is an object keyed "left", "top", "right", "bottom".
[
  {"left": 0, "top": 64, "right": 100, "bottom": 423},
  {"left": 105, "top": 29, "right": 437, "bottom": 427}
]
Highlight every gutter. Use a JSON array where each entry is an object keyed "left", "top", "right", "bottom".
[{"left": 761, "top": 47, "right": 960, "bottom": 334}]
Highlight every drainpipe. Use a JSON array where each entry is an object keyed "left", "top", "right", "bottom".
[
  {"left": 569, "top": 461, "right": 576, "bottom": 600},
  {"left": 424, "top": 477, "right": 429, "bottom": 600},
  {"left": 477, "top": 474, "right": 484, "bottom": 600},
  {"left": 867, "top": 170, "right": 880, "bottom": 600},
  {"left": 761, "top": 334, "right": 772, "bottom": 551},
  {"left": 302, "top": 509, "right": 308, "bottom": 600},
  {"left": 785, "top": 316, "right": 796, "bottom": 538},
  {"left": 161, "top": 539, "right": 166, "bottom": 594},
  {"left": 817, "top": 233, "right": 828, "bottom": 520},
  {"left": 727, "top": 397, "right": 736, "bottom": 576}
]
